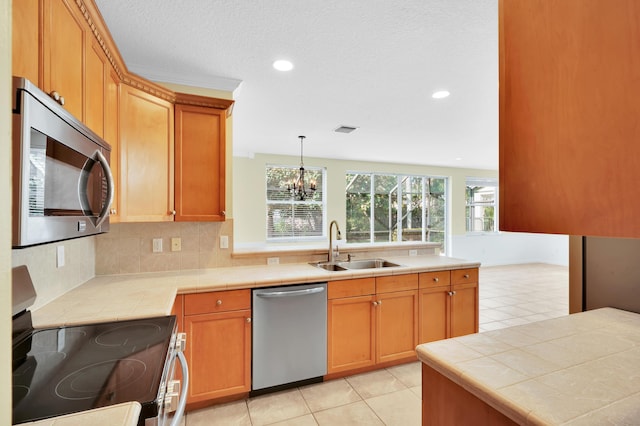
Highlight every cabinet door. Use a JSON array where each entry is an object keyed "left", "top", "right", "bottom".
[
  {"left": 119, "top": 85, "right": 174, "bottom": 222},
  {"left": 84, "top": 40, "right": 107, "bottom": 137},
  {"left": 499, "top": 0, "right": 640, "bottom": 238},
  {"left": 174, "top": 104, "right": 226, "bottom": 221},
  {"left": 376, "top": 290, "right": 418, "bottom": 363},
  {"left": 327, "top": 295, "right": 376, "bottom": 374},
  {"left": 450, "top": 282, "right": 479, "bottom": 338},
  {"left": 419, "top": 286, "right": 450, "bottom": 344},
  {"left": 184, "top": 309, "right": 251, "bottom": 403},
  {"left": 43, "top": 0, "right": 85, "bottom": 120},
  {"left": 104, "top": 70, "right": 120, "bottom": 221},
  {"left": 12, "top": 0, "right": 40, "bottom": 84}
]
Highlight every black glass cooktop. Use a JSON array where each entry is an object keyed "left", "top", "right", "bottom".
[{"left": 12, "top": 316, "right": 176, "bottom": 425}]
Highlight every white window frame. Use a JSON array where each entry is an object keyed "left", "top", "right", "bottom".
[
  {"left": 465, "top": 177, "right": 498, "bottom": 233},
  {"left": 266, "top": 164, "right": 327, "bottom": 242}
]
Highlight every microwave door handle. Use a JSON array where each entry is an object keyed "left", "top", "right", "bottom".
[{"left": 94, "top": 150, "right": 114, "bottom": 227}]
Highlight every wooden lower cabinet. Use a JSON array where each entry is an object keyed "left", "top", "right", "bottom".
[
  {"left": 327, "top": 275, "right": 419, "bottom": 374},
  {"left": 418, "top": 268, "right": 479, "bottom": 344},
  {"left": 328, "top": 294, "right": 376, "bottom": 373},
  {"left": 181, "top": 290, "right": 251, "bottom": 404}
]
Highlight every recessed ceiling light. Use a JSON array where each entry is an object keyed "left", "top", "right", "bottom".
[
  {"left": 432, "top": 90, "right": 450, "bottom": 99},
  {"left": 273, "top": 60, "right": 294, "bottom": 71}
]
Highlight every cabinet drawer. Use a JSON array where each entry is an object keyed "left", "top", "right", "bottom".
[
  {"left": 451, "top": 268, "right": 479, "bottom": 285},
  {"left": 376, "top": 274, "right": 418, "bottom": 294},
  {"left": 419, "top": 271, "right": 451, "bottom": 288},
  {"left": 184, "top": 289, "right": 251, "bottom": 315},
  {"left": 328, "top": 278, "right": 375, "bottom": 299}
]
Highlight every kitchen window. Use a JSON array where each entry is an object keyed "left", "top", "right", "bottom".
[
  {"left": 266, "top": 165, "right": 326, "bottom": 240},
  {"left": 465, "top": 177, "right": 498, "bottom": 233},
  {"left": 346, "top": 172, "right": 447, "bottom": 248}
]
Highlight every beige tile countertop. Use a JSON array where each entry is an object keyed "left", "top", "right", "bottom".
[
  {"left": 416, "top": 307, "right": 640, "bottom": 425},
  {"left": 32, "top": 254, "right": 478, "bottom": 327},
  {"left": 17, "top": 402, "right": 141, "bottom": 426}
]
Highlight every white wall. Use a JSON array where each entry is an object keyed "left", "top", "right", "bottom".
[
  {"left": 233, "top": 153, "right": 568, "bottom": 266},
  {"left": 1, "top": 0, "right": 12, "bottom": 422},
  {"left": 452, "top": 232, "right": 568, "bottom": 267}
]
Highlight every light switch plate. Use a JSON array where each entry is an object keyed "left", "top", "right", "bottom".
[
  {"left": 171, "top": 237, "right": 181, "bottom": 252},
  {"left": 152, "top": 238, "right": 163, "bottom": 253},
  {"left": 56, "top": 245, "right": 65, "bottom": 268},
  {"left": 220, "top": 235, "right": 229, "bottom": 249}
]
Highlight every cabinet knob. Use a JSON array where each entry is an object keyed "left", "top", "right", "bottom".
[
  {"left": 433, "top": 277, "right": 439, "bottom": 282},
  {"left": 378, "top": 300, "right": 382, "bottom": 306},
  {"left": 448, "top": 291, "right": 454, "bottom": 296},
  {"left": 216, "top": 299, "right": 222, "bottom": 306},
  {"left": 246, "top": 317, "right": 252, "bottom": 323},
  {"left": 171, "top": 210, "right": 177, "bottom": 216},
  {"left": 58, "top": 95, "right": 65, "bottom": 106},
  {"left": 221, "top": 210, "right": 226, "bottom": 216},
  {"left": 464, "top": 274, "right": 470, "bottom": 279},
  {"left": 372, "top": 301, "right": 378, "bottom": 306},
  {"left": 110, "top": 208, "right": 117, "bottom": 215},
  {"left": 50, "top": 90, "right": 60, "bottom": 102}
]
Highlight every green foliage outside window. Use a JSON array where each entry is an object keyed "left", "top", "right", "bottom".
[{"left": 346, "top": 172, "right": 447, "bottom": 249}]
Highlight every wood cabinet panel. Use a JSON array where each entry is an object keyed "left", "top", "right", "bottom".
[
  {"left": 451, "top": 282, "right": 479, "bottom": 338},
  {"left": 175, "top": 104, "right": 226, "bottom": 221},
  {"left": 376, "top": 274, "right": 418, "bottom": 294},
  {"left": 327, "top": 295, "right": 376, "bottom": 374},
  {"left": 119, "top": 84, "right": 174, "bottom": 222},
  {"left": 12, "top": 0, "right": 40, "bottom": 84},
  {"left": 328, "top": 278, "right": 375, "bottom": 299},
  {"left": 184, "top": 289, "right": 251, "bottom": 316},
  {"left": 451, "top": 268, "right": 478, "bottom": 285},
  {"left": 376, "top": 289, "right": 418, "bottom": 363},
  {"left": 419, "top": 285, "right": 450, "bottom": 344},
  {"left": 104, "top": 70, "right": 120, "bottom": 221},
  {"left": 184, "top": 309, "right": 251, "bottom": 403},
  {"left": 499, "top": 0, "right": 640, "bottom": 238},
  {"left": 419, "top": 270, "right": 451, "bottom": 288},
  {"left": 85, "top": 41, "right": 106, "bottom": 137},
  {"left": 43, "top": 0, "right": 84, "bottom": 120}
]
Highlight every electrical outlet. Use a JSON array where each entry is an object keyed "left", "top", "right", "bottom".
[
  {"left": 267, "top": 257, "right": 279, "bottom": 265},
  {"left": 56, "top": 245, "right": 65, "bottom": 268},
  {"left": 152, "top": 238, "right": 163, "bottom": 253},
  {"left": 220, "top": 235, "right": 229, "bottom": 249},
  {"left": 171, "top": 237, "right": 181, "bottom": 252},
  {"left": 409, "top": 249, "right": 418, "bottom": 256}
]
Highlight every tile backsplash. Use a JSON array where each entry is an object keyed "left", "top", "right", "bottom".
[
  {"left": 12, "top": 237, "right": 96, "bottom": 310},
  {"left": 95, "top": 220, "right": 234, "bottom": 275}
]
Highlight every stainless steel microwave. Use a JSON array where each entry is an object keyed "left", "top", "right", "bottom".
[{"left": 12, "top": 77, "right": 114, "bottom": 248}]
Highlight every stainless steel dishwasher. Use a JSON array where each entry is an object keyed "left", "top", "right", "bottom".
[{"left": 252, "top": 282, "right": 327, "bottom": 393}]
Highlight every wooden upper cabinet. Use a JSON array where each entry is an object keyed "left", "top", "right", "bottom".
[
  {"left": 42, "top": 0, "right": 85, "bottom": 120},
  {"left": 84, "top": 40, "right": 108, "bottom": 138},
  {"left": 499, "top": 0, "right": 640, "bottom": 238},
  {"left": 105, "top": 70, "right": 120, "bottom": 222},
  {"left": 174, "top": 103, "right": 227, "bottom": 221},
  {"left": 119, "top": 84, "right": 174, "bottom": 222},
  {"left": 12, "top": 0, "right": 40, "bottom": 84}
]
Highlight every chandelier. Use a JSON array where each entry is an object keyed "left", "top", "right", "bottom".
[{"left": 286, "top": 135, "right": 316, "bottom": 200}]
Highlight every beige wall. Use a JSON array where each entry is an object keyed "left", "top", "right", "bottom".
[
  {"left": 1, "top": 0, "right": 11, "bottom": 423},
  {"left": 233, "top": 153, "right": 497, "bottom": 246}
]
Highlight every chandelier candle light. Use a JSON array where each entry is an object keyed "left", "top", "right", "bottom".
[{"left": 287, "top": 135, "right": 316, "bottom": 200}]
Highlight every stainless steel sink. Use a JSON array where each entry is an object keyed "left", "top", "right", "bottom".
[
  {"left": 310, "top": 258, "right": 401, "bottom": 271},
  {"left": 339, "top": 258, "right": 401, "bottom": 269},
  {"left": 310, "top": 262, "right": 348, "bottom": 271}
]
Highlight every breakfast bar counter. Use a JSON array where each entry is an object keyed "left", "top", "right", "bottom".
[{"left": 416, "top": 307, "right": 640, "bottom": 425}]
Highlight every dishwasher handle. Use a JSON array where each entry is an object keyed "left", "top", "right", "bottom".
[{"left": 256, "top": 286, "right": 325, "bottom": 298}]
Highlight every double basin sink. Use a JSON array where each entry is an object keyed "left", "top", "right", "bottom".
[{"left": 310, "top": 258, "right": 401, "bottom": 272}]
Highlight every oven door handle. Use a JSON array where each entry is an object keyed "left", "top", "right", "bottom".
[{"left": 169, "top": 351, "right": 189, "bottom": 426}]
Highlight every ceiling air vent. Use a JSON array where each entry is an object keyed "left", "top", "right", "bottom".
[{"left": 334, "top": 125, "right": 359, "bottom": 134}]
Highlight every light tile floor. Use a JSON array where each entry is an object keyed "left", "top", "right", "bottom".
[{"left": 180, "top": 263, "right": 568, "bottom": 426}]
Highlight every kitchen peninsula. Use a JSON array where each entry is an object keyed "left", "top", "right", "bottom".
[{"left": 417, "top": 307, "right": 640, "bottom": 425}]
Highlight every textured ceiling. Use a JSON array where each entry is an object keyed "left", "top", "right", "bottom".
[{"left": 95, "top": 0, "right": 498, "bottom": 170}]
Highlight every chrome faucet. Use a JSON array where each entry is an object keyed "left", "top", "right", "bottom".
[{"left": 328, "top": 220, "right": 342, "bottom": 263}]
